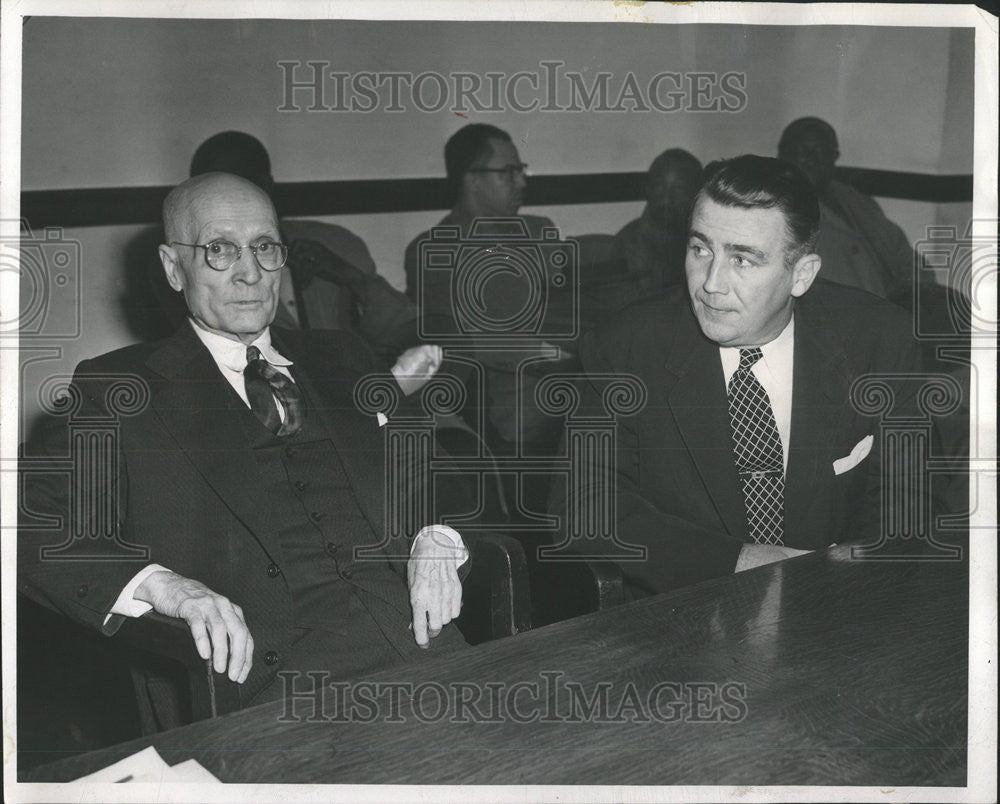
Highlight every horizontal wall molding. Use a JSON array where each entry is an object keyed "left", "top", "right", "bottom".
[{"left": 19, "top": 167, "right": 973, "bottom": 230}]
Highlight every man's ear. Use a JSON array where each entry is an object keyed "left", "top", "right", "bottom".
[
  {"left": 790, "top": 252, "right": 821, "bottom": 298},
  {"left": 159, "top": 244, "right": 184, "bottom": 292}
]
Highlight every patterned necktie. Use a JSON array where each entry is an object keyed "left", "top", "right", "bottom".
[
  {"left": 727, "top": 347, "right": 785, "bottom": 545},
  {"left": 244, "top": 345, "right": 304, "bottom": 437}
]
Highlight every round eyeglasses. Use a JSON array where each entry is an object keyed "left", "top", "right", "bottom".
[{"left": 170, "top": 239, "right": 289, "bottom": 272}]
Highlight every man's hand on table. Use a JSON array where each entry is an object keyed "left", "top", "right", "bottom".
[
  {"left": 407, "top": 529, "right": 463, "bottom": 648},
  {"left": 134, "top": 570, "right": 254, "bottom": 683},
  {"left": 735, "top": 544, "right": 812, "bottom": 573}
]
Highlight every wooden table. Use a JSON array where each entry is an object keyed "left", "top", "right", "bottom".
[{"left": 20, "top": 544, "right": 968, "bottom": 786}]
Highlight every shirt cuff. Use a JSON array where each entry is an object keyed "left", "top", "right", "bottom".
[
  {"left": 411, "top": 525, "right": 469, "bottom": 569},
  {"left": 103, "top": 563, "right": 169, "bottom": 624}
]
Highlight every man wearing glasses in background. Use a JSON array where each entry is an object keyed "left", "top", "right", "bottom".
[
  {"left": 403, "top": 123, "right": 554, "bottom": 303},
  {"left": 402, "top": 124, "right": 573, "bottom": 467},
  {"left": 19, "top": 172, "right": 469, "bottom": 710}
]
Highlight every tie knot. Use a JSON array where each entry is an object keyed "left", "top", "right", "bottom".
[
  {"left": 246, "top": 345, "right": 263, "bottom": 365},
  {"left": 738, "top": 347, "right": 763, "bottom": 372}
]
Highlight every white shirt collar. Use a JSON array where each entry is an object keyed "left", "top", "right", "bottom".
[
  {"left": 187, "top": 319, "right": 294, "bottom": 373},
  {"left": 719, "top": 314, "right": 795, "bottom": 381}
]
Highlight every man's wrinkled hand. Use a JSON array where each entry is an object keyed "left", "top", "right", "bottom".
[
  {"left": 407, "top": 530, "right": 463, "bottom": 648},
  {"left": 735, "top": 544, "right": 812, "bottom": 573},
  {"left": 392, "top": 344, "right": 443, "bottom": 396},
  {"left": 134, "top": 570, "right": 253, "bottom": 683}
]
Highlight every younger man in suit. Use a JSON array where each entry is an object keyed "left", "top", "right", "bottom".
[{"left": 554, "top": 155, "right": 923, "bottom": 595}]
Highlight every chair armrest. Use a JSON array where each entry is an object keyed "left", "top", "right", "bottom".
[
  {"left": 116, "top": 611, "right": 203, "bottom": 670},
  {"left": 528, "top": 557, "right": 626, "bottom": 626},
  {"left": 587, "top": 560, "right": 626, "bottom": 609},
  {"left": 116, "top": 611, "right": 240, "bottom": 721},
  {"left": 456, "top": 532, "right": 532, "bottom": 645}
]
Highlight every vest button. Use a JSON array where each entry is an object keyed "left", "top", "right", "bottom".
[
  {"left": 264, "top": 651, "right": 279, "bottom": 666},
  {"left": 294, "top": 480, "right": 307, "bottom": 491},
  {"left": 76, "top": 584, "right": 89, "bottom": 598},
  {"left": 326, "top": 542, "right": 338, "bottom": 554},
  {"left": 310, "top": 511, "right": 326, "bottom": 522},
  {"left": 266, "top": 563, "right": 280, "bottom": 578}
]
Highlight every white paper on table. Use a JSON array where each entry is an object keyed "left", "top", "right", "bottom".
[
  {"left": 168, "top": 758, "right": 221, "bottom": 783},
  {"left": 73, "top": 745, "right": 220, "bottom": 784},
  {"left": 74, "top": 745, "right": 171, "bottom": 783}
]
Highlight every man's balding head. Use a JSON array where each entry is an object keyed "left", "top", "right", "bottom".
[
  {"left": 159, "top": 173, "right": 283, "bottom": 344},
  {"left": 163, "top": 172, "right": 276, "bottom": 243}
]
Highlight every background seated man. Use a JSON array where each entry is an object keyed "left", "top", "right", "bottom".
[
  {"left": 778, "top": 118, "right": 971, "bottom": 512},
  {"left": 20, "top": 173, "right": 468, "bottom": 708},
  {"left": 403, "top": 123, "right": 557, "bottom": 304},
  {"left": 776, "top": 117, "right": 918, "bottom": 304},
  {"left": 615, "top": 147, "right": 703, "bottom": 293},
  {"left": 552, "top": 155, "right": 925, "bottom": 597},
  {"left": 403, "top": 123, "right": 570, "bottom": 465}
]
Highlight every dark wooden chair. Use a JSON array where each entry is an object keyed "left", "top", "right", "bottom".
[
  {"left": 523, "top": 551, "right": 627, "bottom": 628},
  {"left": 114, "top": 531, "right": 531, "bottom": 733}
]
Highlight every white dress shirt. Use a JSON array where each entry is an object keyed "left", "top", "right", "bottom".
[
  {"left": 191, "top": 320, "right": 294, "bottom": 419},
  {"left": 108, "top": 320, "right": 465, "bottom": 622},
  {"left": 718, "top": 315, "right": 795, "bottom": 473}
]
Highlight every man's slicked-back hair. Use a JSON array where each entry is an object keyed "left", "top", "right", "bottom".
[
  {"left": 699, "top": 154, "right": 820, "bottom": 264},
  {"left": 444, "top": 123, "right": 512, "bottom": 203}
]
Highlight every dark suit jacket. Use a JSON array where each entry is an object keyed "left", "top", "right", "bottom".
[
  {"left": 553, "top": 279, "right": 923, "bottom": 595},
  {"left": 19, "top": 324, "right": 465, "bottom": 704}
]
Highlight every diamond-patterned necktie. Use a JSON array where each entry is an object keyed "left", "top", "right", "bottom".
[
  {"left": 727, "top": 347, "right": 785, "bottom": 545},
  {"left": 244, "top": 345, "right": 304, "bottom": 437}
]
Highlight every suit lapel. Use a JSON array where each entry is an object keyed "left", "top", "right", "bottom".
[
  {"left": 784, "top": 300, "right": 852, "bottom": 539},
  {"left": 144, "top": 325, "right": 288, "bottom": 561},
  {"left": 663, "top": 308, "right": 750, "bottom": 541}
]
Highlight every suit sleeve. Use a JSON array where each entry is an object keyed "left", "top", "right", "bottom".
[
  {"left": 334, "top": 327, "right": 477, "bottom": 583},
  {"left": 851, "top": 192, "right": 918, "bottom": 305},
  {"left": 847, "top": 310, "right": 928, "bottom": 543},
  {"left": 550, "top": 326, "right": 743, "bottom": 595},
  {"left": 18, "top": 360, "right": 150, "bottom": 636}
]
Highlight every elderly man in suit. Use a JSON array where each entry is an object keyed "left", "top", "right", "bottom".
[
  {"left": 553, "top": 155, "right": 923, "bottom": 596},
  {"left": 20, "top": 173, "right": 466, "bottom": 707}
]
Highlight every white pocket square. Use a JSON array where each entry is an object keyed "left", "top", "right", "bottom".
[
  {"left": 832, "top": 434, "right": 873, "bottom": 475},
  {"left": 376, "top": 412, "right": 388, "bottom": 427}
]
